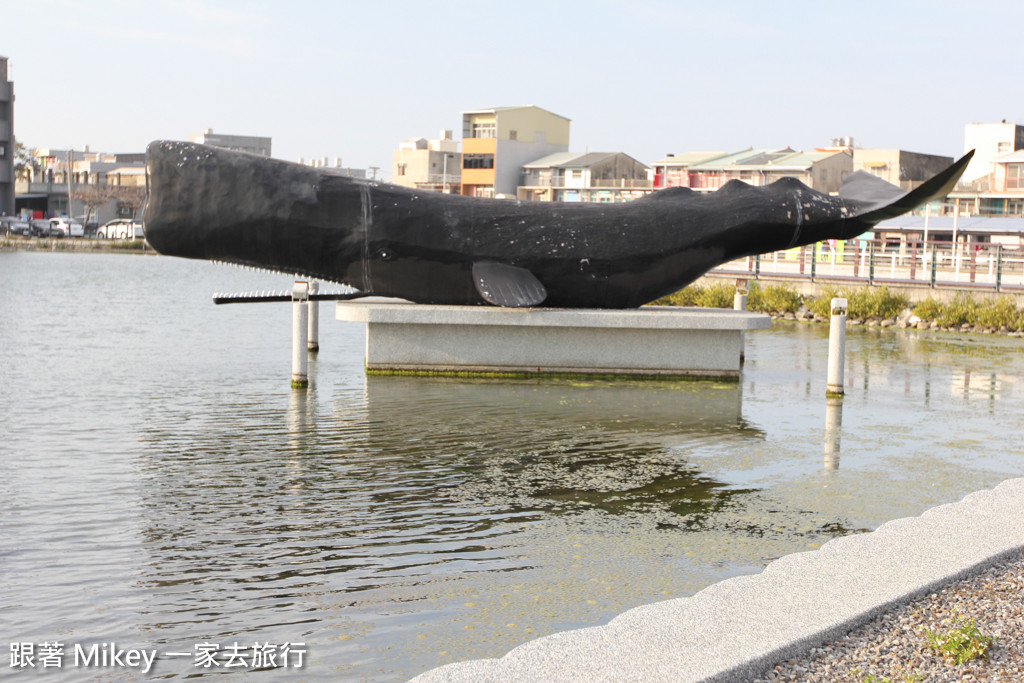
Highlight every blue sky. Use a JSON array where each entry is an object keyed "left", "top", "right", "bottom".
[{"left": 4, "top": 0, "right": 1022, "bottom": 174}]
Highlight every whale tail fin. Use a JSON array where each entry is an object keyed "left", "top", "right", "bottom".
[{"left": 840, "top": 150, "right": 974, "bottom": 224}]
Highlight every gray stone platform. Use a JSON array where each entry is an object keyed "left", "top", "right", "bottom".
[
  {"left": 411, "top": 478, "right": 1024, "bottom": 683},
  {"left": 335, "top": 302, "right": 770, "bottom": 378}
]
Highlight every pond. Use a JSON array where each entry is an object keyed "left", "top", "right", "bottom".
[{"left": 2, "top": 251, "right": 1022, "bottom": 681}]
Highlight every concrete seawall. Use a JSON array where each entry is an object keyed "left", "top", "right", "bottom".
[{"left": 412, "top": 478, "right": 1024, "bottom": 683}]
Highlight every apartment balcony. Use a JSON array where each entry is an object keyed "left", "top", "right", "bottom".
[{"left": 414, "top": 173, "right": 462, "bottom": 193}]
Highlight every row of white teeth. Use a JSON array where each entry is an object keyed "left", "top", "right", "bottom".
[{"left": 210, "top": 259, "right": 356, "bottom": 292}]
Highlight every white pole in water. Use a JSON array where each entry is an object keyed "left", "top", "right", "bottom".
[
  {"left": 826, "top": 297, "right": 847, "bottom": 397},
  {"left": 734, "top": 279, "right": 748, "bottom": 365},
  {"left": 824, "top": 396, "right": 843, "bottom": 470},
  {"left": 307, "top": 280, "right": 320, "bottom": 353},
  {"left": 292, "top": 281, "right": 310, "bottom": 388}
]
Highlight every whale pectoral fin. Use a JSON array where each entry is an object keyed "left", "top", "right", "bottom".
[{"left": 472, "top": 261, "right": 548, "bottom": 307}]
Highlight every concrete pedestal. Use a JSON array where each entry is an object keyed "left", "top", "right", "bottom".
[{"left": 336, "top": 302, "right": 770, "bottom": 379}]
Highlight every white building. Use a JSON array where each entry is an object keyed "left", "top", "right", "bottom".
[
  {"left": 962, "top": 121, "right": 1024, "bottom": 187},
  {"left": 391, "top": 130, "right": 460, "bottom": 192}
]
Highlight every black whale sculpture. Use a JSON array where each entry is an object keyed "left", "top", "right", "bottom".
[{"left": 144, "top": 141, "right": 972, "bottom": 308}]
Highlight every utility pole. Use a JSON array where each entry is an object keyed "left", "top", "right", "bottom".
[{"left": 65, "top": 149, "right": 73, "bottom": 219}]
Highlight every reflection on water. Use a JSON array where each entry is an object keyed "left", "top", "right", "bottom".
[{"left": 2, "top": 252, "right": 1024, "bottom": 682}]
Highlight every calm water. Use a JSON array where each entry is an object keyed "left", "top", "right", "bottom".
[{"left": 2, "top": 251, "right": 1023, "bottom": 682}]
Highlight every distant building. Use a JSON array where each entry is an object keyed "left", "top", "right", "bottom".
[
  {"left": 945, "top": 122, "right": 1024, "bottom": 217},
  {"left": 189, "top": 128, "right": 271, "bottom": 157},
  {"left": 961, "top": 121, "right": 1024, "bottom": 188},
  {"left": 1, "top": 56, "right": 13, "bottom": 216},
  {"left": 681, "top": 147, "right": 852, "bottom": 194},
  {"left": 518, "top": 152, "right": 650, "bottom": 202},
  {"left": 652, "top": 152, "right": 728, "bottom": 189},
  {"left": 16, "top": 148, "right": 147, "bottom": 223},
  {"left": 949, "top": 150, "right": 1024, "bottom": 217},
  {"left": 851, "top": 149, "right": 953, "bottom": 191},
  {"left": 391, "top": 130, "right": 460, "bottom": 192},
  {"left": 461, "top": 105, "right": 570, "bottom": 198}
]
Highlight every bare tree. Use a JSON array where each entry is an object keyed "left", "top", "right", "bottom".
[
  {"left": 71, "top": 183, "right": 116, "bottom": 229},
  {"left": 110, "top": 185, "right": 146, "bottom": 221}
]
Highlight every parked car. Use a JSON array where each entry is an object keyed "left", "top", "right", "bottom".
[
  {"left": 96, "top": 218, "right": 142, "bottom": 239},
  {"left": 48, "top": 217, "right": 85, "bottom": 238},
  {"left": 0, "top": 216, "right": 32, "bottom": 236},
  {"left": 96, "top": 218, "right": 144, "bottom": 239}
]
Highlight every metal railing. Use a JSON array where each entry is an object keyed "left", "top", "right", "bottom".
[
  {"left": 710, "top": 239, "right": 1024, "bottom": 292},
  {"left": 520, "top": 177, "right": 652, "bottom": 189}
]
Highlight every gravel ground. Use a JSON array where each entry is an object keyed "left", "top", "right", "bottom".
[{"left": 752, "top": 549, "right": 1024, "bottom": 683}]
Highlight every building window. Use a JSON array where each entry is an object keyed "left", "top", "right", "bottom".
[
  {"left": 463, "top": 154, "right": 494, "bottom": 169},
  {"left": 397, "top": 163, "right": 406, "bottom": 176},
  {"left": 998, "top": 142, "right": 1011, "bottom": 153},
  {"left": 509, "top": 130, "right": 517, "bottom": 141},
  {"left": 470, "top": 122, "right": 496, "bottom": 139},
  {"left": 1006, "top": 164, "right": 1023, "bottom": 190},
  {"left": 570, "top": 169, "right": 582, "bottom": 179}
]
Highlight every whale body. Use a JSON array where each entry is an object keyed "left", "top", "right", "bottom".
[{"left": 143, "top": 141, "right": 972, "bottom": 308}]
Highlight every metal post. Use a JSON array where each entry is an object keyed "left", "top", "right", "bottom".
[
  {"left": 996, "top": 245, "right": 1003, "bottom": 292},
  {"left": 930, "top": 243, "right": 937, "bottom": 287},
  {"left": 754, "top": 253, "right": 760, "bottom": 278},
  {"left": 810, "top": 242, "right": 817, "bottom": 281},
  {"left": 307, "top": 280, "right": 320, "bottom": 352},
  {"left": 734, "top": 279, "right": 747, "bottom": 366},
  {"left": 868, "top": 241, "right": 875, "bottom": 284},
  {"left": 826, "top": 297, "right": 847, "bottom": 398},
  {"left": 291, "top": 281, "right": 310, "bottom": 388}
]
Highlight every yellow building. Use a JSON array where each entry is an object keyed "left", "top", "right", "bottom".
[{"left": 460, "top": 105, "right": 570, "bottom": 198}]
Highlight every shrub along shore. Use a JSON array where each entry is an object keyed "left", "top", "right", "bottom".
[{"left": 652, "top": 282, "right": 1024, "bottom": 337}]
